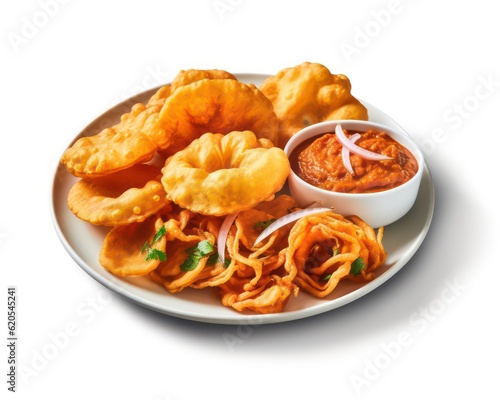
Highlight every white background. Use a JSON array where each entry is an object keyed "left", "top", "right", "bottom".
[{"left": 1, "top": 0, "right": 499, "bottom": 398}]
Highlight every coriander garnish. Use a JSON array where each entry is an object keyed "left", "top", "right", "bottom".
[
  {"left": 180, "top": 240, "right": 215, "bottom": 271},
  {"left": 254, "top": 218, "right": 277, "bottom": 230},
  {"left": 350, "top": 257, "right": 365, "bottom": 276},
  {"left": 141, "top": 225, "right": 167, "bottom": 262}
]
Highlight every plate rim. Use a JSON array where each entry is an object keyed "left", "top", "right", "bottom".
[{"left": 51, "top": 73, "right": 435, "bottom": 325}]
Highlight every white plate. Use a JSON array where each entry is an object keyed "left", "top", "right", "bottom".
[{"left": 51, "top": 74, "right": 435, "bottom": 325}]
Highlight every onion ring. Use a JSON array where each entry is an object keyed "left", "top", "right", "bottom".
[
  {"left": 217, "top": 212, "right": 238, "bottom": 263},
  {"left": 253, "top": 207, "right": 331, "bottom": 246},
  {"left": 335, "top": 124, "right": 392, "bottom": 162},
  {"left": 341, "top": 132, "right": 361, "bottom": 175}
]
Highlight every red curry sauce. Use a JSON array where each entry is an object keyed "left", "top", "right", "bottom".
[{"left": 290, "top": 129, "right": 418, "bottom": 193}]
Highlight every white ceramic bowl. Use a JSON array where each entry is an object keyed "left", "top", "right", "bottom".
[{"left": 283, "top": 120, "right": 425, "bottom": 228}]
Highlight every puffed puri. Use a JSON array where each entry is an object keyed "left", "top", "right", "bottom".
[{"left": 161, "top": 130, "right": 291, "bottom": 216}]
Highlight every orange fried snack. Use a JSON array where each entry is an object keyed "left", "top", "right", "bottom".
[
  {"left": 218, "top": 195, "right": 299, "bottom": 313},
  {"left": 60, "top": 86, "right": 169, "bottom": 178},
  {"left": 259, "top": 62, "right": 368, "bottom": 148},
  {"left": 100, "top": 215, "right": 167, "bottom": 277},
  {"left": 285, "top": 211, "right": 386, "bottom": 298},
  {"left": 67, "top": 164, "right": 169, "bottom": 226},
  {"left": 60, "top": 69, "right": 239, "bottom": 178},
  {"left": 157, "top": 78, "right": 279, "bottom": 157},
  {"left": 169, "top": 69, "right": 237, "bottom": 90},
  {"left": 344, "top": 215, "right": 386, "bottom": 282},
  {"left": 149, "top": 69, "right": 237, "bottom": 105},
  {"left": 254, "top": 193, "right": 298, "bottom": 218},
  {"left": 219, "top": 274, "right": 296, "bottom": 314},
  {"left": 161, "top": 131, "right": 290, "bottom": 216},
  {"left": 149, "top": 208, "right": 237, "bottom": 293}
]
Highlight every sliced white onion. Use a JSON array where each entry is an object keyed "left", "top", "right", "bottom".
[
  {"left": 335, "top": 124, "right": 392, "bottom": 161},
  {"left": 253, "top": 207, "right": 332, "bottom": 247},
  {"left": 217, "top": 212, "right": 238, "bottom": 263},
  {"left": 341, "top": 132, "right": 361, "bottom": 175}
]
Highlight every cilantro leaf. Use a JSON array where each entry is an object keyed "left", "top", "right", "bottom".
[
  {"left": 180, "top": 257, "right": 197, "bottom": 271},
  {"left": 350, "top": 257, "right": 365, "bottom": 276},
  {"left": 207, "top": 253, "right": 231, "bottom": 268},
  {"left": 180, "top": 240, "right": 215, "bottom": 271},
  {"left": 141, "top": 226, "right": 167, "bottom": 262},
  {"left": 197, "top": 240, "right": 214, "bottom": 255},
  {"left": 145, "top": 248, "right": 167, "bottom": 262},
  {"left": 151, "top": 225, "right": 166, "bottom": 245},
  {"left": 254, "top": 219, "right": 276, "bottom": 230},
  {"left": 207, "top": 252, "right": 219, "bottom": 266}
]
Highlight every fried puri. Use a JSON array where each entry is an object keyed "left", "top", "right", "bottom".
[
  {"left": 157, "top": 78, "right": 279, "bottom": 157},
  {"left": 100, "top": 215, "right": 167, "bottom": 276},
  {"left": 259, "top": 62, "right": 368, "bottom": 148},
  {"left": 61, "top": 97, "right": 166, "bottom": 178},
  {"left": 161, "top": 131, "right": 290, "bottom": 216},
  {"left": 67, "top": 164, "right": 169, "bottom": 226}
]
